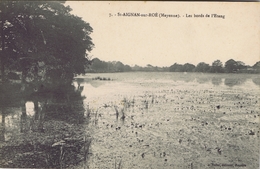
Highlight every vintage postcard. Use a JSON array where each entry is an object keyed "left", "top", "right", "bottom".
[{"left": 0, "top": 1, "right": 259, "bottom": 169}]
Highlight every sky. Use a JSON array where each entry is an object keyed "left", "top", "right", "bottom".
[{"left": 65, "top": 2, "right": 259, "bottom": 67}]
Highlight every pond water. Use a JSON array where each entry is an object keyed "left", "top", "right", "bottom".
[
  {"left": 1, "top": 72, "right": 259, "bottom": 168},
  {"left": 75, "top": 72, "right": 259, "bottom": 169}
]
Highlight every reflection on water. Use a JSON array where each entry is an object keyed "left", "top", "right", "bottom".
[
  {"left": 0, "top": 83, "right": 86, "bottom": 142},
  {"left": 196, "top": 77, "right": 211, "bottom": 84},
  {"left": 20, "top": 99, "right": 27, "bottom": 133},
  {"left": 0, "top": 107, "right": 5, "bottom": 142},
  {"left": 75, "top": 73, "right": 259, "bottom": 89},
  {"left": 211, "top": 77, "right": 222, "bottom": 86},
  {"left": 72, "top": 73, "right": 260, "bottom": 109},
  {"left": 224, "top": 77, "right": 247, "bottom": 87},
  {"left": 252, "top": 78, "right": 260, "bottom": 86}
]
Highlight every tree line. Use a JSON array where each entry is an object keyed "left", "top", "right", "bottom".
[
  {"left": 169, "top": 59, "right": 260, "bottom": 73},
  {"left": 88, "top": 58, "right": 260, "bottom": 74},
  {"left": 87, "top": 58, "right": 169, "bottom": 73},
  {"left": 86, "top": 58, "right": 131, "bottom": 73}
]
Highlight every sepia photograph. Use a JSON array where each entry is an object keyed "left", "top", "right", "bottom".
[{"left": 0, "top": 1, "right": 259, "bottom": 168}]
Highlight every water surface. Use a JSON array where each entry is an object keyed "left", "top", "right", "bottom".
[{"left": 1, "top": 72, "right": 259, "bottom": 168}]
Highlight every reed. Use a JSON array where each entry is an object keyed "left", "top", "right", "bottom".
[
  {"left": 145, "top": 100, "right": 148, "bottom": 109},
  {"left": 115, "top": 158, "right": 123, "bottom": 169},
  {"left": 83, "top": 136, "right": 92, "bottom": 169},
  {"left": 114, "top": 105, "right": 119, "bottom": 120},
  {"left": 86, "top": 105, "right": 91, "bottom": 118},
  {"left": 94, "top": 109, "right": 99, "bottom": 125},
  {"left": 121, "top": 108, "right": 125, "bottom": 121}
]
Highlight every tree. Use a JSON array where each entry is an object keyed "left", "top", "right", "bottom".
[
  {"left": 132, "top": 65, "right": 143, "bottom": 71},
  {"left": 169, "top": 63, "right": 183, "bottom": 72},
  {"left": 225, "top": 59, "right": 238, "bottom": 73},
  {"left": 0, "top": 1, "right": 94, "bottom": 85},
  {"left": 224, "top": 59, "right": 247, "bottom": 73},
  {"left": 253, "top": 61, "right": 260, "bottom": 70},
  {"left": 252, "top": 61, "right": 260, "bottom": 73},
  {"left": 236, "top": 61, "right": 246, "bottom": 70},
  {"left": 195, "top": 62, "right": 210, "bottom": 72},
  {"left": 183, "top": 63, "right": 195, "bottom": 72},
  {"left": 210, "top": 60, "right": 224, "bottom": 73},
  {"left": 91, "top": 58, "right": 108, "bottom": 72},
  {"left": 124, "top": 64, "right": 132, "bottom": 72},
  {"left": 107, "top": 61, "right": 116, "bottom": 72},
  {"left": 115, "top": 61, "right": 125, "bottom": 72}
]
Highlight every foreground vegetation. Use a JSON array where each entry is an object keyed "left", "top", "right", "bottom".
[
  {"left": 0, "top": 82, "right": 92, "bottom": 168},
  {"left": 0, "top": 120, "right": 91, "bottom": 168}
]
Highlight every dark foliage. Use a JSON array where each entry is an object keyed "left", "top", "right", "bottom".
[{"left": 0, "top": 1, "right": 93, "bottom": 84}]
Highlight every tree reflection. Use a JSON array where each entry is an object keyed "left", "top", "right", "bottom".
[
  {"left": 89, "top": 80, "right": 104, "bottom": 88},
  {"left": 0, "top": 81, "right": 86, "bottom": 139},
  {"left": 0, "top": 107, "right": 5, "bottom": 142},
  {"left": 0, "top": 83, "right": 22, "bottom": 139},
  {"left": 252, "top": 78, "right": 260, "bottom": 86},
  {"left": 171, "top": 73, "right": 195, "bottom": 83},
  {"left": 26, "top": 83, "right": 86, "bottom": 126},
  {"left": 211, "top": 77, "right": 222, "bottom": 86},
  {"left": 20, "top": 99, "right": 28, "bottom": 133},
  {"left": 183, "top": 75, "right": 195, "bottom": 83},
  {"left": 224, "top": 77, "right": 247, "bottom": 87},
  {"left": 196, "top": 77, "right": 210, "bottom": 84}
]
